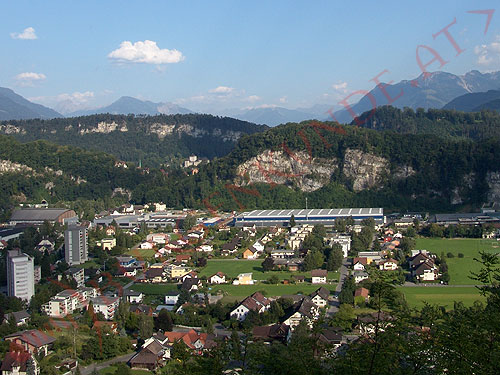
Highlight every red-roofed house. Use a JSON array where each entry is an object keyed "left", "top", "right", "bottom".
[
  {"left": 5, "top": 330, "right": 56, "bottom": 356},
  {"left": 0, "top": 350, "right": 38, "bottom": 375}
]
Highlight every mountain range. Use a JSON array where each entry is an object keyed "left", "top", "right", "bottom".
[
  {"left": 0, "top": 87, "right": 61, "bottom": 120},
  {"left": 2, "top": 69, "right": 500, "bottom": 125},
  {"left": 67, "top": 96, "right": 193, "bottom": 117},
  {"left": 331, "top": 70, "right": 500, "bottom": 123}
]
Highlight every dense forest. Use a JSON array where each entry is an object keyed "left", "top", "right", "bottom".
[
  {"left": 353, "top": 106, "right": 500, "bottom": 140},
  {"left": 0, "top": 113, "right": 267, "bottom": 167},
  {"left": 130, "top": 120, "right": 500, "bottom": 213},
  {"left": 0, "top": 135, "right": 155, "bottom": 220},
  {"left": 2, "top": 111, "right": 500, "bottom": 217}
]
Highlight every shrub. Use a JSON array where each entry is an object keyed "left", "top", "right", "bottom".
[
  {"left": 458, "top": 253, "right": 464, "bottom": 258},
  {"left": 446, "top": 252, "right": 454, "bottom": 258}
]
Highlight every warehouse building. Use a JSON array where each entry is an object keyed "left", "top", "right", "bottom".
[
  {"left": 234, "top": 208, "right": 384, "bottom": 227},
  {"left": 10, "top": 208, "right": 77, "bottom": 226}
]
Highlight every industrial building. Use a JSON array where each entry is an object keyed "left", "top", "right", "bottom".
[
  {"left": 234, "top": 208, "right": 384, "bottom": 227},
  {"left": 9, "top": 208, "right": 77, "bottom": 226}
]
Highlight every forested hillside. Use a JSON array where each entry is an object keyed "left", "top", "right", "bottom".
[
  {"left": 0, "top": 113, "right": 267, "bottom": 166},
  {"left": 131, "top": 120, "right": 500, "bottom": 212},
  {"left": 353, "top": 106, "right": 500, "bottom": 140},
  {"left": 0, "top": 135, "right": 154, "bottom": 220}
]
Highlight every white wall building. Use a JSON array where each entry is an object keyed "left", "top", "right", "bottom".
[
  {"left": 64, "top": 226, "right": 88, "bottom": 265},
  {"left": 7, "top": 249, "right": 35, "bottom": 302}
]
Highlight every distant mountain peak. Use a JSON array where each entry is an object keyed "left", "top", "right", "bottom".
[{"left": 0, "top": 87, "right": 61, "bottom": 121}]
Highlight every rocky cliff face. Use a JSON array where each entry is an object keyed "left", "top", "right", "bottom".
[
  {"left": 486, "top": 171, "right": 500, "bottom": 205},
  {"left": 342, "top": 148, "right": 389, "bottom": 191},
  {"left": 235, "top": 150, "right": 338, "bottom": 192}
]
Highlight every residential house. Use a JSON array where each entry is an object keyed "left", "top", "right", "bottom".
[
  {"left": 176, "top": 254, "right": 192, "bottom": 263},
  {"left": 197, "top": 244, "right": 213, "bottom": 252},
  {"left": 105, "top": 226, "right": 116, "bottom": 236},
  {"left": 270, "top": 249, "right": 295, "bottom": 259},
  {"left": 181, "top": 278, "right": 202, "bottom": 292},
  {"left": 353, "top": 270, "right": 369, "bottom": 284},
  {"left": 147, "top": 233, "right": 169, "bottom": 244},
  {"left": 311, "top": 269, "right": 327, "bottom": 284},
  {"left": 145, "top": 268, "right": 166, "bottom": 283},
  {"left": 97, "top": 238, "right": 116, "bottom": 251},
  {"left": 42, "top": 287, "right": 98, "bottom": 318},
  {"left": 233, "top": 273, "right": 254, "bottom": 285},
  {"left": 378, "top": 259, "right": 398, "bottom": 271},
  {"left": 93, "top": 321, "right": 118, "bottom": 334},
  {"left": 5, "top": 330, "right": 56, "bottom": 356},
  {"left": 165, "top": 264, "right": 191, "bottom": 279},
  {"left": 130, "top": 305, "right": 154, "bottom": 316},
  {"left": 115, "top": 256, "right": 137, "bottom": 268},
  {"left": 164, "top": 290, "right": 180, "bottom": 306},
  {"left": 90, "top": 296, "right": 120, "bottom": 320},
  {"left": 35, "top": 239, "right": 55, "bottom": 253},
  {"left": 208, "top": 272, "right": 226, "bottom": 284},
  {"left": 282, "top": 297, "right": 320, "bottom": 329},
  {"left": 353, "top": 257, "right": 368, "bottom": 271},
  {"left": 272, "top": 258, "right": 302, "bottom": 272},
  {"left": 180, "top": 271, "right": 198, "bottom": 282},
  {"left": 357, "top": 311, "right": 394, "bottom": 335},
  {"left": 242, "top": 246, "right": 259, "bottom": 259},
  {"left": 252, "top": 323, "right": 290, "bottom": 343},
  {"left": 310, "top": 287, "right": 330, "bottom": 308},
  {"left": 326, "top": 234, "right": 351, "bottom": 258},
  {"left": 354, "top": 287, "right": 370, "bottom": 302},
  {"left": 3, "top": 311, "right": 30, "bottom": 326},
  {"left": 140, "top": 241, "right": 154, "bottom": 250},
  {"left": 123, "top": 289, "right": 144, "bottom": 304},
  {"left": 409, "top": 251, "right": 439, "bottom": 281},
  {"left": 230, "top": 292, "right": 271, "bottom": 321},
  {"left": 129, "top": 336, "right": 170, "bottom": 371},
  {"left": 0, "top": 351, "right": 39, "bottom": 375}
]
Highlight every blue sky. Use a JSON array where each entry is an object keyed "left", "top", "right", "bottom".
[{"left": 1, "top": 0, "right": 500, "bottom": 114}]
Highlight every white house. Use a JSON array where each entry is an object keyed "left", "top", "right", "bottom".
[
  {"left": 233, "top": 273, "right": 254, "bottom": 285},
  {"left": 197, "top": 244, "right": 213, "bottom": 252},
  {"left": 208, "top": 272, "right": 226, "bottom": 284},
  {"left": 353, "top": 270, "right": 369, "bottom": 284},
  {"left": 230, "top": 292, "right": 270, "bottom": 321},
  {"left": 378, "top": 259, "right": 398, "bottom": 271},
  {"left": 123, "top": 290, "right": 144, "bottom": 304},
  {"left": 90, "top": 296, "right": 120, "bottom": 320},
  {"left": 140, "top": 242, "right": 154, "bottom": 250},
  {"left": 164, "top": 291, "right": 180, "bottom": 306},
  {"left": 310, "top": 287, "right": 329, "bottom": 308},
  {"left": 353, "top": 261, "right": 366, "bottom": 271},
  {"left": 311, "top": 269, "right": 327, "bottom": 284}
]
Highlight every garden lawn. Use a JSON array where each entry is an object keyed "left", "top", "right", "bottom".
[
  {"left": 398, "top": 286, "right": 485, "bottom": 309},
  {"left": 415, "top": 238, "right": 500, "bottom": 285},
  {"left": 198, "top": 259, "right": 338, "bottom": 282}
]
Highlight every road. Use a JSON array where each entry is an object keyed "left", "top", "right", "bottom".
[
  {"left": 327, "top": 258, "right": 349, "bottom": 316},
  {"left": 80, "top": 352, "right": 135, "bottom": 375},
  {"left": 402, "top": 282, "right": 483, "bottom": 287}
]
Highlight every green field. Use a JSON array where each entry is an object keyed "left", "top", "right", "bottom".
[
  {"left": 198, "top": 259, "right": 338, "bottom": 282},
  {"left": 130, "top": 283, "right": 179, "bottom": 294},
  {"left": 399, "top": 286, "right": 485, "bottom": 309},
  {"left": 415, "top": 238, "right": 500, "bottom": 285},
  {"left": 130, "top": 281, "right": 334, "bottom": 300},
  {"left": 126, "top": 248, "right": 156, "bottom": 259}
]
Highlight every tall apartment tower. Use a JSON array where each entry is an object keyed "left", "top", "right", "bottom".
[
  {"left": 65, "top": 226, "right": 88, "bottom": 265},
  {"left": 7, "top": 249, "right": 35, "bottom": 301}
]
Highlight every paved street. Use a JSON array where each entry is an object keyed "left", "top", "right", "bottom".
[{"left": 327, "top": 258, "right": 349, "bottom": 316}]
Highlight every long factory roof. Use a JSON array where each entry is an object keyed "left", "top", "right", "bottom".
[{"left": 236, "top": 208, "right": 383, "bottom": 219}]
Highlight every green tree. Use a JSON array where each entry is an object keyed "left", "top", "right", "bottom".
[
  {"left": 155, "top": 309, "right": 173, "bottom": 331},
  {"left": 138, "top": 314, "right": 154, "bottom": 339},
  {"left": 289, "top": 214, "right": 296, "bottom": 228},
  {"left": 303, "top": 250, "right": 324, "bottom": 271},
  {"left": 326, "top": 244, "right": 343, "bottom": 271},
  {"left": 261, "top": 257, "right": 275, "bottom": 271}
]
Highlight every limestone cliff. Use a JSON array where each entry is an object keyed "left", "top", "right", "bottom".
[
  {"left": 342, "top": 148, "right": 389, "bottom": 191},
  {"left": 235, "top": 150, "right": 337, "bottom": 192}
]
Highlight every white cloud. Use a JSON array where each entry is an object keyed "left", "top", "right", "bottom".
[
  {"left": 246, "top": 95, "right": 261, "bottom": 102},
  {"left": 474, "top": 37, "right": 500, "bottom": 66},
  {"left": 279, "top": 96, "right": 287, "bottom": 104},
  {"left": 108, "top": 40, "right": 184, "bottom": 64},
  {"left": 209, "top": 86, "right": 234, "bottom": 94},
  {"left": 30, "top": 91, "right": 95, "bottom": 114},
  {"left": 10, "top": 27, "right": 37, "bottom": 40},
  {"left": 332, "top": 81, "right": 348, "bottom": 91},
  {"left": 15, "top": 72, "right": 46, "bottom": 86}
]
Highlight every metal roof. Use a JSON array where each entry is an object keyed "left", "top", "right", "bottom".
[
  {"left": 10, "top": 208, "right": 75, "bottom": 221},
  {"left": 237, "top": 208, "right": 383, "bottom": 219}
]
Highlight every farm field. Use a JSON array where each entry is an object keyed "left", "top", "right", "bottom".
[
  {"left": 198, "top": 259, "right": 339, "bottom": 282},
  {"left": 399, "top": 286, "right": 485, "bottom": 309},
  {"left": 415, "top": 238, "right": 500, "bottom": 285},
  {"left": 130, "top": 283, "right": 179, "bottom": 295}
]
